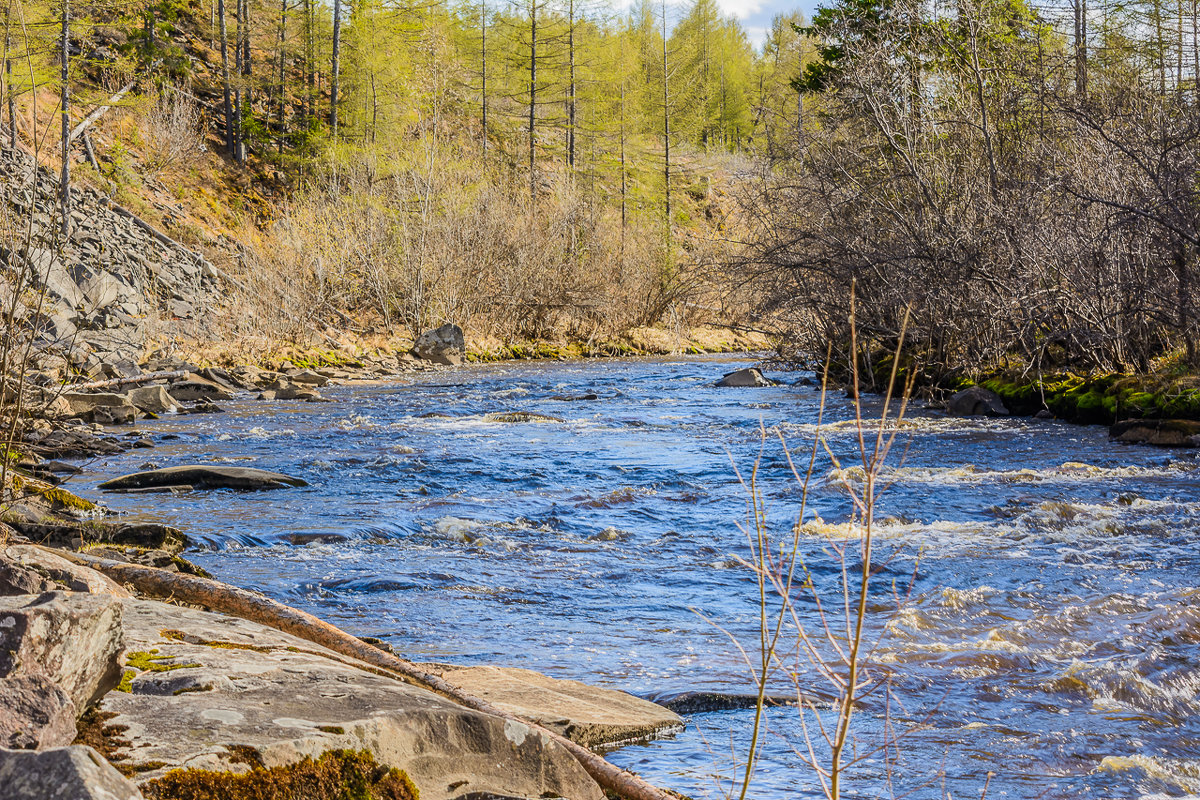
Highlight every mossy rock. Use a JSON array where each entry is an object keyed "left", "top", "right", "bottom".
[{"left": 140, "top": 749, "right": 418, "bottom": 800}]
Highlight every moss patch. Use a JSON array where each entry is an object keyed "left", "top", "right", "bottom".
[
  {"left": 966, "top": 371, "right": 1200, "bottom": 425},
  {"left": 141, "top": 749, "right": 419, "bottom": 800},
  {"left": 161, "top": 628, "right": 271, "bottom": 652},
  {"left": 115, "top": 668, "right": 137, "bottom": 693},
  {"left": 10, "top": 475, "right": 97, "bottom": 512},
  {"left": 125, "top": 649, "right": 201, "bottom": 673}
]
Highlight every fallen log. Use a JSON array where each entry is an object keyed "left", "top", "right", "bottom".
[
  {"left": 63, "top": 369, "right": 187, "bottom": 392},
  {"left": 56, "top": 550, "right": 679, "bottom": 800},
  {"left": 68, "top": 79, "right": 136, "bottom": 144}
]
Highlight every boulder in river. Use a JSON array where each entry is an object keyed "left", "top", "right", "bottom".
[
  {"left": 946, "top": 386, "right": 1009, "bottom": 417},
  {"left": 1110, "top": 418, "right": 1200, "bottom": 447},
  {"left": 98, "top": 465, "right": 308, "bottom": 492},
  {"left": 166, "top": 374, "right": 235, "bottom": 403},
  {"left": 716, "top": 368, "right": 778, "bottom": 387},
  {"left": 412, "top": 323, "right": 465, "bottom": 366},
  {"left": 123, "top": 385, "right": 178, "bottom": 416},
  {"left": 0, "top": 745, "right": 143, "bottom": 799}
]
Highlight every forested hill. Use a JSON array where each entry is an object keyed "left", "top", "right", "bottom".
[{"left": 0, "top": 0, "right": 804, "bottom": 363}]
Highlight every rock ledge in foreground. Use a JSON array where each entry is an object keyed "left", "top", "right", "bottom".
[{"left": 98, "top": 465, "right": 308, "bottom": 492}]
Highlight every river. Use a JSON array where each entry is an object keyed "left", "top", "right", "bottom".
[{"left": 76, "top": 355, "right": 1200, "bottom": 799}]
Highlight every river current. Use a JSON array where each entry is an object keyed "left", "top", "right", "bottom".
[{"left": 78, "top": 356, "right": 1200, "bottom": 799}]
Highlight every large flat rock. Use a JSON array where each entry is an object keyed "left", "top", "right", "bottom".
[
  {"left": 101, "top": 599, "right": 605, "bottom": 800},
  {"left": 437, "top": 665, "right": 683, "bottom": 749}
]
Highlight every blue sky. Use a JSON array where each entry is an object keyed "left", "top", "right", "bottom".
[{"left": 713, "top": 0, "right": 816, "bottom": 47}]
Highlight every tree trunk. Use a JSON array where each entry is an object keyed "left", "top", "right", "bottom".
[
  {"left": 219, "top": 0, "right": 235, "bottom": 157},
  {"left": 6, "top": 17, "right": 15, "bottom": 149},
  {"left": 660, "top": 0, "right": 671, "bottom": 251},
  {"left": 59, "top": 0, "right": 69, "bottom": 237},
  {"left": 528, "top": 0, "right": 537, "bottom": 199},
  {"left": 481, "top": 0, "right": 487, "bottom": 156},
  {"left": 330, "top": 0, "right": 341, "bottom": 136},
  {"left": 276, "top": 0, "right": 287, "bottom": 155},
  {"left": 567, "top": 0, "right": 575, "bottom": 169},
  {"left": 1074, "top": 0, "right": 1088, "bottom": 98}
]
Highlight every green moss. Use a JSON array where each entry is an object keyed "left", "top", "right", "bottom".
[
  {"left": 160, "top": 629, "right": 271, "bottom": 652},
  {"left": 141, "top": 749, "right": 419, "bottom": 800},
  {"left": 317, "top": 726, "right": 345, "bottom": 735},
  {"left": 10, "top": 475, "right": 97, "bottom": 512},
  {"left": 115, "top": 668, "right": 137, "bottom": 693},
  {"left": 125, "top": 649, "right": 201, "bottom": 673}
]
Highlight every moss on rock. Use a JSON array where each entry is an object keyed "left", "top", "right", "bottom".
[{"left": 140, "top": 749, "right": 419, "bottom": 800}]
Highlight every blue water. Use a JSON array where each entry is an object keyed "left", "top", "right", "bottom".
[{"left": 76, "top": 356, "right": 1200, "bottom": 799}]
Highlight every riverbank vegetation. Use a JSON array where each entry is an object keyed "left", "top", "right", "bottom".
[
  {"left": 739, "top": 0, "right": 1200, "bottom": 392},
  {"left": 0, "top": 0, "right": 805, "bottom": 358}
]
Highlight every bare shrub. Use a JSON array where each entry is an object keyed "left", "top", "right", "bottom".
[{"left": 140, "top": 91, "right": 203, "bottom": 177}]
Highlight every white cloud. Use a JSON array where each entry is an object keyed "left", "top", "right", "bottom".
[{"left": 714, "top": 0, "right": 766, "bottom": 18}]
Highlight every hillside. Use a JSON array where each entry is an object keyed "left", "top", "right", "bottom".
[{"left": 0, "top": 0, "right": 797, "bottom": 379}]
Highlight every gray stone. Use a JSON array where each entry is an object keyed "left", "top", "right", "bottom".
[
  {"left": 98, "top": 465, "right": 308, "bottom": 492},
  {"left": 0, "top": 674, "right": 78, "bottom": 749},
  {"left": 61, "top": 392, "right": 139, "bottom": 422},
  {"left": 0, "top": 592, "right": 125, "bottom": 709},
  {"left": 102, "top": 599, "right": 606, "bottom": 800},
  {"left": 0, "top": 745, "right": 144, "bottom": 799},
  {"left": 947, "top": 386, "right": 1009, "bottom": 417},
  {"left": 437, "top": 665, "right": 683, "bottom": 749},
  {"left": 412, "top": 323, "right": 466, "bottom": 366},
  {"left": 123, "top": 385, "right": 177, "bottom": 416},
  {"left": 93, "top": 405, "right": 138, "bottom": 426},
  {"left": 79, "top": 270, "right": 120, "bottom": 310},
  {"left": 167, "top": 374, "right": 234, "bottom": 402},
  {"left": 1, "top": 545, "right": 131, "bottom": 597},
  {"left": 716, "top": 368, "right": 777, "bottom": 387},
  {"left": 1110, "top": 418, "right": 1200, "bottom": 447},
  {"left": 287, "top": 369, "right": 330, "bottom": 386}
]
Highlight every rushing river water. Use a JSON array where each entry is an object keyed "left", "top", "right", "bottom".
[{"left": 77, "top": 356, "right": 1200, "bottom": 799}]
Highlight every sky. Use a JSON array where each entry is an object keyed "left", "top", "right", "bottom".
[
  {"left": 610, "top": 0, "right": 820, "bottom": 50},
  {"left": 712, "top": 0, "right": 816, "bottom": 47}
]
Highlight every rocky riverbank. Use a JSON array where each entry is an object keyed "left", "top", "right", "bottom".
[{"left": 0, "top": 507, "right": 684, "bottom": 800}]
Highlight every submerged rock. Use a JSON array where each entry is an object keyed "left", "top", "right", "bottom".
[
  {"left": 484, "top": 411, "right": 563, "bottom": 423},
  {"left": 1110, "top": 418, "right": 1200, "bottom": 447},
  {"left": 716, "top": 368, "right": 778, "bottom": 387},
  {"left": 98, "top": 465, "right": 308, "bottom": 492},
  {"left": 0, "top": 745, "right": 143, "bottom": 799},
  {"left": 647, "top": 689, "right": 798, "bottom": 714},
  {"left": 947, "top": 386, "right": 1009, "bottom": 417}
]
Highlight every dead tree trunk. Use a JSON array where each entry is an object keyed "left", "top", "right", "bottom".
[{"left": 59, "top": 0, "right": 69, "bottom": 237}]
